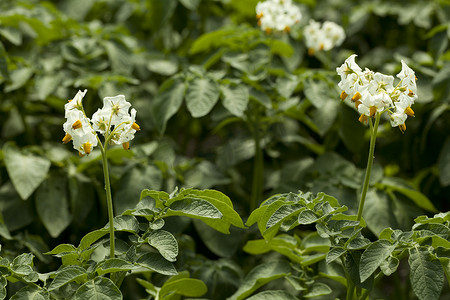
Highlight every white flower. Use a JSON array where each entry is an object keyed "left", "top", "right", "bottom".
[
  {"left": 91, "top": 108, "right": 112, "bottom": 135},
  {"left": 64, "top": 89, "right": 87, "bottom": 118},
  {"left": 72, "top": 131, "right": 98, "bottom": 156},
  {"left": 304, "top": 20, "right": 345, "bottom": 53},
  {"left": 102, "top": 95, "right": 132, "bottom": 127},
  {"left": 336, "top": 54, "right": 362, "bottom": 81},
  {"left": 256, "top": 0, "right": 301, "bottom": 33}
]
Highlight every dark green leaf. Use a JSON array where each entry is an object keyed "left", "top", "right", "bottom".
[
  {"left": 75, "top": 277, "right": 122, "bottom": 300},
  {"left": 360, "top": 240, "right": 396, "bottom": 282},
  {"left": 247, "top": 290, "right": 297, "bottom": 300},
  {"left": 48, "top": 266, "right": 87, "bottom": 291},
  {"left": 148, "top": 230, "right": 178, "bottom": 262},
  {"left": 186, "top": 77, "right": 220, "bottom": 118},
  {"left": 136, "top": 253, "right": 177, "bottom": 276}
]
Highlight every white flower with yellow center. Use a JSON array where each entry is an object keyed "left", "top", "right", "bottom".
[
  {"left": 64, "top": 89, "right": 87, "bottom": 118},
  {"left": 304, "top": 20, "right": 345, "bottom": 54},
  {"left": 256, "top": 0, "right": 301, "bottom": 34}
]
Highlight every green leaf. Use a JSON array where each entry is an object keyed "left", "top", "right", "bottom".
[
  {"left": 35, "top": 175, "right": 72, "bottom": 238},
  {"left": 152, "top": 78, "right": 186, "bottom": 133},
  {"left": 227, "top": 260, "right": 291, "bottom": 300},
  {"left": 159, "top": 278, "right": 208, "bottom": 298},
  {"left": 166, "top": 197, "right": 223, "bottom": 219},
  {"left": 380, "top": 256, "right": 399, "bottom": 276},
  {"left": 186, "top": 77, "right": 220, "bottom": 118},
  {"left": 363, "top": 190, "right": 398, "bottom": 236},
  {"left": 246, "top": 290, "right": 297, "bottom": 300},
  {"left": 437, "top": 136, "right": 450, "bottom": 186},
  {"left": 10, "top": 286, "right": 49, "bottom": 300},
  {"left": 136, "top": 253, "right": 177, "bottom": 276},
  {"left": 48, "top": 266, "right": 87, "bottom": 291},
  {"left": 0, "top": 41, "right": 9, "bottom": 82},
  {"left": 3, "top": 143, "right": 51, "bottom": 200},
  {"left": 45, "top": 244, "right": 77, "bottom": 256},
  {"left": 304, "top": 282, "right": 332, "bottom": 298},
  {"left": 297, "top": 209, "right": 319, "bottom": 225},
  {"left": 75, "top": 277, "right": 122, "bottom": 300},
  {"left": 243, "top": 239, "right": 271, "bottom": 255},
  {"left": 380, "top": 177, "right": 437, "bottom": 212},
  {"left": 409, "top": 246, "right": 444, "bottom": 300},
  {"left": 220, "top": 84, "right": 249, "bottom": 117},
  {"left": 111, "top": 215, "right": 139, "bottom": 232},
  {"left": 360, "top": 240, "right": 396, "bottom": 282},
  {"left": 326, "top": 247, "right": 346, "bottom": 264},
  {"left": 79, "top": 229, "right": 109, "bottom": 251},
  {"left": 148, "top": 230, "right": 178, "bottom": 262},
  {"left": 95, "top": 258, "right": 135, "bottom": 276}
]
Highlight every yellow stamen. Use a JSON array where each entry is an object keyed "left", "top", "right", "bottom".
[
  {"left": 354, "top": 100, "right": 362, "bottom": 109},
  {"left": 122, "top": 142, "right": 130, "bottom": 150},
  {"left": 83, "top": 142, "right": 92, "bottom": 155},
  {"left": 369, "top": 106, "right": 377, "bottom": 117},
  {"left": 319, "top": 43, "right": 324, "bottom": 51},
  {"left": 408, "top": 89, "right": 414, "bottom": 97},
  {"left": 284, "top": 26, "right": 290, "bottom": 33},
  {"left": 358, "top": 114, "right": 368, "bottom": 124},
  {"left": 62, "top": 133, "right": 72, "bottom": 144},
  {"left": 256, "top": 13, "right": 263, "bottom": 19},
  {"left": 78, "top": 151, "right": 85, "bottom": 157},
  {"left": 399, "top": 123, "right": 406, "bottom": 133},
  {"left": 72, "top": 120, "right": 82, "bottom": 130},
  {"left": 308, "top": 48, "right": 315, "bottom": 56},
  {"left": 340, "top": 91, "right": 348, "bottom": 101},
  {"left": 351, "top": 92, "right": 362, "bottom": 102},
  {"left": 404, "top": 106, "right": 415, "bottom": 117},
  {"left": 131, "top": 122, "right": 140, "bottom": 131},
  {"left": 257, "top": 19, "right": 261, "bottom": 26},
  {"left": 265, "top": 27, "right": 272, "bottom": 34},
  {"left": 68, "top": 99, "right": 72, "bottom": 102},
  {"left": 415, "top": 76, "right": 418, "bottom": 81}
]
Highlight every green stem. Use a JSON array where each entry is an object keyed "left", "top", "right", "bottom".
[
  {"left": 100, "top": 142, "right": 115, "bottom": 259},
  {"left": 250, "top": 112, "right": 263, "bottom": 212},
  {"left": 346, "top": 280, "right": 355, "bottom": 300},
  {"left": 357, "top": 112, "right": 381, "bottom": 222}
]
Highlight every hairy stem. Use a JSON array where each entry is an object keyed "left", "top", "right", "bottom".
[
  {"left": 357, "top": 112, "right": 381, "bottom": 222},
  {"left": 100, "top": 143, "right": 115, "bottom": 259}
]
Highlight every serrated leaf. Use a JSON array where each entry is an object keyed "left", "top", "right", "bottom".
[
  {"left": 409, "top": 246, "right": 444, "bottom": 300},
  {"left": 75, "top": 277, "right": 122, "bottom": 300},
  {"left": 136, "top": 253, "right": 177, "bottom": 276},
  {"left": 186, "top": 77, "right": 220, "bottom": 118},
  {"left": 159, "top": 278, "right": 207, "bottom": 298},
  {"left": 48, "top": 266, "right": 87, "bottom": 291},
  {"left": 360, "top": 240, "right": 396, "bottom": 282},
  {"left": 227, "top": 260, "right": 290, "bottom": 300},
  {"left": 3, "top": 143, "right": 51, "bottom": 200},
  {"left": 148, "top": 230, "right": 178, "bottom": 262}
]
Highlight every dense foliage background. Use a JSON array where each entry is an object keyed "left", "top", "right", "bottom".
[{"left": 0, "top": 0, "right": 449, "bottom": 299}]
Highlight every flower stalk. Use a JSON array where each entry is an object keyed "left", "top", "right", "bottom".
[{"left": 357, "top": 112, "right": 381, "bottom": 222}]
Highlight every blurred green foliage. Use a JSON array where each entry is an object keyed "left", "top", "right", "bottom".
[{"left": 0, "top": 0, "right": 449, "bottom": 298}]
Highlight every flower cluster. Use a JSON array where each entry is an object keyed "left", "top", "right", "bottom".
[
  {"left": 337, "top": 55, "right": 417, "bottom": 132},
  {"left": 256, "top": 0, "right": 302, "bottom": 34},
  {"left": 63, "top": 90, "right": 140, "bottom": 156},
  {"left": 304, "top": 20, "right": 345, "bottom": 55}
]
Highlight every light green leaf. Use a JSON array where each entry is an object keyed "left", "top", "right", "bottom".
[
  {"left": 148, "top": 230, "right": 178, "bottom": 262},
  {"left": 409, "top": 246, "right": 444, "bottom": 300},
  {"left": 152, "top": 78, "right": 186, "bottom": 133},
  {"left": 78, "top": 229, "right": 109, "bottom": 251},
  {"left": 186, "top": 77, "right": 220, "bottom": 118},
  {"left": 159, "top": 278, "right": 207, "bottom": 298},
  {"left": 166, "top": 197, "right": 223, "bottom": 219},
  {"left": 243, "top": 239, "right": 271, "bottom": 255},
  {"left": 10, "top": 286, "right": 49, "bottom": 300},
  {"left": 48, "top": 266, "right": 87, "bottom": 291},
  {"left": 304, "top": 282, "right": 332, "bottom": 298},
  {"left": 35, "top": 175, "right": 72, "bottom": 238},
  {"left": 247, "top": 290, "right": 297, "bottom": 300},
  {"left": 298, "top": 209, "right": 319, "bottom": 225},
  {"left": 381, "top": 177, "right": 437, "bottom": 212},
  {"left": 227, "top": 260, "right": 290, "bottom": 300},
  {"left": 3, "top": 143, "right": 51, "bottom": 200},
  {"left": 220, "top": 84, "right": 249, "bottom": 117},
  {"left": 360, "top": 240, "right": 396, "bottom": 282},
  {"left": 136, "top": 253, "right": 177, "bottom": 276},
  {"left": 380, "top": 256, "right": 399, "bottom": 276},
  {"left": 75, "top": 277, "right": 122, "bottom": 300},
  {"left": 45, "top": 244, "right": 77, "bottom": 256}
]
